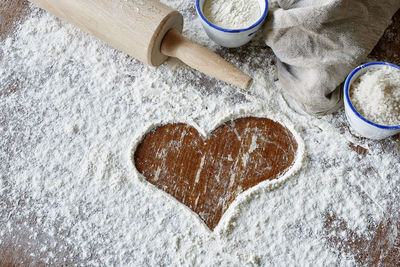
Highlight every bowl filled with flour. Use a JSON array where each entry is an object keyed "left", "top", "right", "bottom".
[
  {"left": 196, "top": 0, "right": 268, "bottom": 48},
  {"left": 344, "top": 62, "right": 400, "bottom": 140}
]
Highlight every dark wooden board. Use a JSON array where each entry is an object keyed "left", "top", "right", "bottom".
[{"left": 1, "top": 1, "right": 399, "bottom": 265}]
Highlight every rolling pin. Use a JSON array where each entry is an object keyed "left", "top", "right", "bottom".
[{"left": 28, "top": 0, "right": 253, "bottom": 89}]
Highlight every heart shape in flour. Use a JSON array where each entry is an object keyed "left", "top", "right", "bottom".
[{"left": 133, "top": 117, "right": 298, "bottom": 230}]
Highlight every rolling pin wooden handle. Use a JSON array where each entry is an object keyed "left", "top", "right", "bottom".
[{"left": 161, "top": 29, "right": 253, "bottom": 90}]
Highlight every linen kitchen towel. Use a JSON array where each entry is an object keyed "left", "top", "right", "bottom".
[{"left": 264, "top": 0, "right": 400, "bottom": 115}]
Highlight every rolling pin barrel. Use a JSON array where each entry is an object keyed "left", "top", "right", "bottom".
[
  {"left": 28, "top": 0, "right": 253, "bottom": 89},
  {"left": 29, "top": 0, "right": 183, "bottom": 66}
]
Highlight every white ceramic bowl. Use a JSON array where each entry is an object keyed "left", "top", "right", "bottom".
[
  {"left": 344, "top": 62, "right": 400, "bottom": 140},
  {"left": 196, "top": 0, "right": 268, "bottom": 48}
]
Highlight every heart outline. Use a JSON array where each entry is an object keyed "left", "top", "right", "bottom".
[{"left": 130, "top": 116, "right": 305, "bottom": 233}]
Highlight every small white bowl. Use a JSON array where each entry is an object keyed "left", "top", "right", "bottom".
[
  {"left": 344, "top": 62, "right": 400, "bottom": 140},
  {"left": 196, "top": 0, "right": 268, "bottom": 48}
]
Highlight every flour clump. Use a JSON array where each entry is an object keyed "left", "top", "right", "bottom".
[
  {"left": 350, "top": 66, "right": 400, "bottom": 126},
  {"left": 203, "top": 0, "right": 261, "bottom": 29}
]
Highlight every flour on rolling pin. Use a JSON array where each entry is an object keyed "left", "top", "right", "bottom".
[
  {"left": 28, "top": 0, "right": 252, "bottom": 89},
  {"left": 203, "top": 0, "right": 261, "bottom": 29}
]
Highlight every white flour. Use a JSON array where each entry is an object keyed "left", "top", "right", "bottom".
[
  {"left": 1, "top": 1, "right": 399, "bottom": 266},
  {"left": 350, "top": 66, "right": 400, "bottom": 126},
  {"left": 203, "top": 0, "right": 261, "bottom": 29}
]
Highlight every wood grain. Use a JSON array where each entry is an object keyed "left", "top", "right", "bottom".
[
  {"left": 324, "top": 210, "right": 400, "bottom": 266},
  {"left": 0, "top": 0, "right": 31, "bottom": 40},
  {"left": 134, "top": 117, "right": 297, "bottom": 230}
]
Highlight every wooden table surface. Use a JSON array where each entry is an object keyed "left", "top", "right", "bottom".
[{"left": 1, "top": 1, "right": 400, "bottom": 266}]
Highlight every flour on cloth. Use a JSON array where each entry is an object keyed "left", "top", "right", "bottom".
[{"left": 264, "top": 0, "right": 400, "bottom": 115}]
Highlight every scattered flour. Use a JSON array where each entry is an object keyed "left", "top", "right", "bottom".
[
  {"left": 1, "top": 1, "right": 399, "bottom": 266},
  {"left": 203, "top": 0, "right": 261, "bottom": 29},
  {"left": 350, "top": 66, "right": 400, "bottom": 126}
]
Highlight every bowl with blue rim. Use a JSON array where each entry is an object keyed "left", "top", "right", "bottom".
[
  {"left": 196, "top": 0, "right": 269, "bottom": 48},
  {"left": 344, "top": 61, "right": 400, "bottom": 140}
]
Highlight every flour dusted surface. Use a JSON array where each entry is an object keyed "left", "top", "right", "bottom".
[
  {"left": 203, "top": 0, "right": 261, "bottom": 29},
  {"left": 1, "top": 1, "right": 399, "bottom": 266},
  {"left": 350, "top": 66, "right": 400, "bottom": 126}
]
